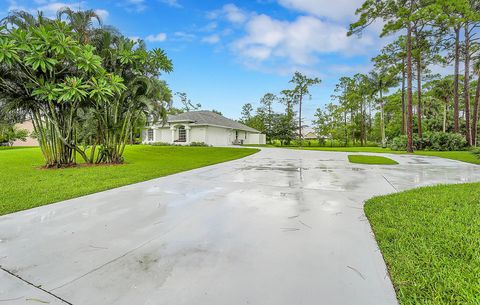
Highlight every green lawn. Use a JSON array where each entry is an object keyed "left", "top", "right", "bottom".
[
  {"left": 244, "top": 145, "right": 480, "bottom": 165},
  {"left": 365, "top": 183, "right": 480, "bottom": 305},
  {"left": 348, "top": 155, "right": 398, "bottom": 165},
  {"left": 0, "top": 145, "right": 258, "bottom": 215}
]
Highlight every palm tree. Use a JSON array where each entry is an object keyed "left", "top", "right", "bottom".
[
  {"left": 0, "top": 10, "right": 48, "bottom": 28},
  {"left": 429, "top": 77, "right": 454, "bottom": 133},
  {"left": 471, "top": 61, "right": 480, "bottom": 146},
  {"left": 57, "top": 7, "right": 102, "bottom": 43},
  {"left": 368, "top": 70, "right": 399, "bottom": 147}
]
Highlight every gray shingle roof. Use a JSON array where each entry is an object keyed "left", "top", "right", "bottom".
[{"left": 167, "top": 111, "right": 260, "bottom": 133}]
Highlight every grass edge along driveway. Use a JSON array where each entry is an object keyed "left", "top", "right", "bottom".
[
  {"left": 0, "top": 145, "right": 259, "bottom": 216},
  {"left": 365, "top": 183, "right": 480, "bottom": 305},
  {"left": 244, "top": 145, "right": 480, "bottom": 165},
  {"left": 348, "top": 155, "right": 398, "bottom": 165}
]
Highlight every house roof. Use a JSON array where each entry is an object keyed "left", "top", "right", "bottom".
[{"left": 167, "top": 111, "right": 260, "bottom": 133}]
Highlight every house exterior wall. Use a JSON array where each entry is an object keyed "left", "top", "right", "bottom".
[
  {"left": 190, "top": 127, "right": 207, "bottom": 143},
  {"left": 205, "top": 126, "right": 230, "bottom": 146},
  {"left": 142, "top": 125, "right": 265, "bottom": 146},
  {"left": 245, "top": 133, "right": 266, "bottom": 145}
]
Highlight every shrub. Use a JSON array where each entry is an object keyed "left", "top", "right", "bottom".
[
  {"left": 389, "top": 135, "right": 421, "bottom": 151},
  {"left": 390, "top": 132, "right": 467, "bottom": 151},
  {"left": 189, "top": 142, "right": 209, "bottom": 147},
  {"left": 423, "top": 132, "right": 466, "bottom": 151},
  {"left": 149, "top": 142, "right": 174, "bottom": 146},
  {"left": 471, "top": 148, "right": 480, "bottom": 159}
]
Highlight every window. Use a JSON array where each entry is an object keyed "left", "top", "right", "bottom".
[
  {"left": 178, "top": 126, "right": 186, "bottom": 142},
  {"left": 147, "top": 129, "right": 154, "bottom": 141}
]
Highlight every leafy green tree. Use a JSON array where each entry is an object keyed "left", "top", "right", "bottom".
[
  {"left": 240, "top": 103, "right": 253, "bottom": 123},
  {"left": 0, "top": 123, "right": 28, "bottom": 146},
  {"left": 426, "top": 77, "right": 455, "bottom": 133},
  {"left": 0, "top": 21, "right": 124, "bottom": 166},
  {"left": 260, "top": 93, "right": 276, "bottom": 143},
  {"left": 175, "top": 92, "right": 200, "bottom": 112},
  {"left": 288, "top": 72, "right": 321, "bottom": 140}
]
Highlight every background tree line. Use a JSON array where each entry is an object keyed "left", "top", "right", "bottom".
[
  {"left": 326, "top": 0, "right": 480, "bottom": 152},
  {"left": 240, "top": 71, "right": 321, "bottom": 145}
]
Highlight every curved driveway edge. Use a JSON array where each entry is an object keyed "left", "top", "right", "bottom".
[{"left": 1, "top": 148, "right": 479, "bottom": 305}]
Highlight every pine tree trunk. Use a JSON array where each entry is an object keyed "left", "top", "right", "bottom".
[
  {"left": 298, "top": 92, "right": 303, "bottom": 145},
  {"left": 443, "top": 101, "right": 447, "bottom": 133},
  {"left": 464, "top": 24, "right": 471, "bottom": 145},
  {"left": 471, "top": 77, "right": 480, "bottom": 146},
  {"left": 406, "top": 21, "right": 414, "bottom": 153},
  {"left": 454, "top": 26, "right": 460, "bottom": 132},
  {"left": 401, "top": 57, "right": 406, "bottom": 135},
  {"left": 416, "top": 57, "right": 423, "bottom": 140},
  {"left": 380, "top": 90, "right": 386, "bottom": 148}
]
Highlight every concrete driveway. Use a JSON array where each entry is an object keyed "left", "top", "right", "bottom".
[{"left": 1, "top": 148, "right": 479, "bottom": 305}]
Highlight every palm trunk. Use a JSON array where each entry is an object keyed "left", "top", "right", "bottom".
[
  {"left": 406, "top": 20, "right": 414, "bottom": 153},
  {"left": 454, "top": 26, "right": 460, "bottom": 132},
  {"left": 471, "top": 77, "right": 480, "bottom": 146},
  {"left": 464, "top": 24, "right": 471, "bottom": 145}
]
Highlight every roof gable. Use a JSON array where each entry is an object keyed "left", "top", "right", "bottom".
[{"left": 167, "top": 111, "right": 260, "bottom": 133}]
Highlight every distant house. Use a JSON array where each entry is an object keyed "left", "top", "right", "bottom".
[
  {"left": 302, "top": 128, "right": 318, "bottom": 140},
  {"left": 143, "top": 111, "right": 266, "bottom": 146}
]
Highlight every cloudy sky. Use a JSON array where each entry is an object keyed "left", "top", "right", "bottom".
[{"left": 1, "top": 0, "right": 385, "bottom": 123}]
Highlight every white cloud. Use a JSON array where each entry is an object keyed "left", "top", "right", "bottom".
[
  {"left": 208, "top": 4, "right": 248, "bottom": 24},
  {"left": 202, "top": 34, "right": 220, "bottom": 44},
  {"left": 159, "top": 0, "right": 182, "bottom": 8},
  {"left": 174, "top": 31, "right": 196, "bottom": 41},
  {"left": 124, "top": 0, "right": 146, "bottom": 12},
  {"left": 145, "top": 32, "right": 167, "bottom": 42},
  {"left": 95, "top": 9, "right": 109, "bottom": 21},
  {"left": 277, "top": 0, "right": 361, "bottom": 21},
  {"left": 232, "top": 14, "right": 375, "bottom": 67}
]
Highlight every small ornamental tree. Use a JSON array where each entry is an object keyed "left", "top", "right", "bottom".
[{"left": 0, "top": 22, "right": 125, "bottom": 166}]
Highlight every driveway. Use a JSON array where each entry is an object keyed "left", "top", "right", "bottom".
[{"left": 1, "top": 148, "right": 479, "bottom": 305}]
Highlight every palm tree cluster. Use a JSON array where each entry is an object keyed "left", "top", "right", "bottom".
[{"left": 0, "top": 9, "right": 173, "bottom": 167}]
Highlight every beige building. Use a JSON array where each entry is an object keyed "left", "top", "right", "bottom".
[{"left": 13, "top": 120, "right": 38, "bottom": 147}]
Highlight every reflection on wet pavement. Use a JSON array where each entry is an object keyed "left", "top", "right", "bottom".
[{"left": 0, "top": 148, "right": 479, "bottom": 305}]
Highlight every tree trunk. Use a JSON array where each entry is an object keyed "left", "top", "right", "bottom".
[
  {"left": 401, "top": 57, "right": 406, "bottom": 135},
  {"left": 416, "top": 56, "right": 423, "bottom": 140},
  {"left": 464, "top": 24, "right": 471, "bottom": 145},
  {"left": 443, "top": 101, "right": 447, "bottom": 133},
  {"left": 454, "top": 26, "right": 460, "bottom": 132},
  {"left": 380, "top": 90, "right": 386, "bottom": 148},
  {"left": 406, "top": 21, "right": 414, "bottom": 153},
  {"left": 471, "top": 77, "right": 480, "bottom": 146},
  {"left": 298, "top": 93, "right": 303, "bottom": 144}
]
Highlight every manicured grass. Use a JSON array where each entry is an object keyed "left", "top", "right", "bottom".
[
  {"left": 245, "top": 145, "right": 480, "bottom": 165},
  {"left": 348, "top": 155, "right": 398, "bottom": 165},
  {"left": 365, "top": 183, "right": 480, "bottom": 305},
  {"left": 0, "top": 145, "right": 258, "bottom": 215}
]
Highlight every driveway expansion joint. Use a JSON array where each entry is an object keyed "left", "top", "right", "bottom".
[{"left": 0, "top": 265, "right": 73, "bottom": 305}]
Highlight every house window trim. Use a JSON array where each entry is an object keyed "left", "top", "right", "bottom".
[
  {"left": 147, "top": 129, "right": 154, "bottom": 142},
  {"left": 177, "top": 126, "right": 187, "bottom": 142}
]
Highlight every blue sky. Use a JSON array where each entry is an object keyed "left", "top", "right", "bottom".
[{"left": 1, "top": 0, "right": 385, "bottom": 124}]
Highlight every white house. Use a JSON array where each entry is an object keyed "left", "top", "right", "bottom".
[{"left": 143, "top": 111, "right": 266, "bottom": 146}]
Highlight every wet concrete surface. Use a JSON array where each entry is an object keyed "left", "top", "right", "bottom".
[{"left": 1, "top": 148, "right": 479, "bottom": 305}]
